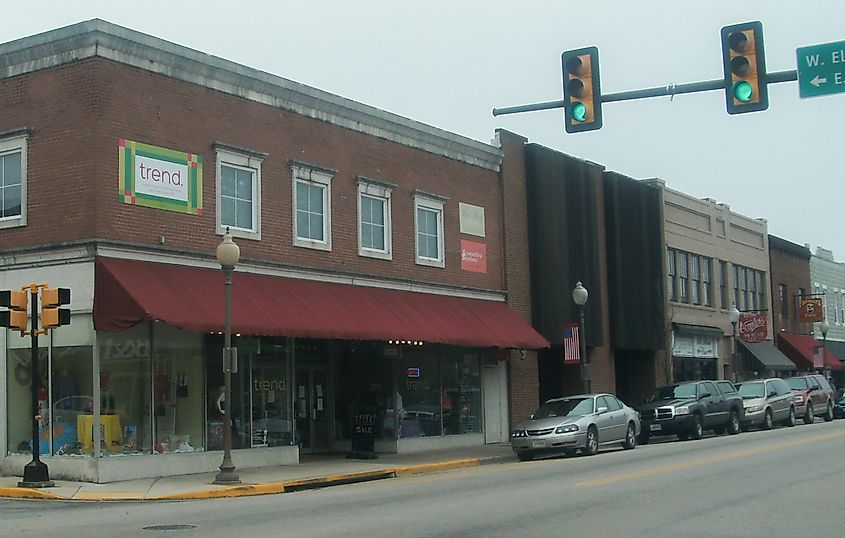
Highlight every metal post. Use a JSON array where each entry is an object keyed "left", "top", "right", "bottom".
[
  {"left": 214, "top": 266, "right": 240, "bottom": 484},
  {"left": 20, "top": 287, "right": 53, "bottom": 488},
  {"left": 731, "top": 322, "right": 738, "bottom": 383},
  {"left": 579, "top": 304, "right": 589, "bottom": 394}
]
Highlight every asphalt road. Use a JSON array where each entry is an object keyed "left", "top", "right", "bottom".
[{"left": 2, "top": 419, "right": 844, "bottom": 538}]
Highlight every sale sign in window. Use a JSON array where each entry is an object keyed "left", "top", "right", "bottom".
[{"left": 119, "top": 139, "right": 203, "bottom": 215}]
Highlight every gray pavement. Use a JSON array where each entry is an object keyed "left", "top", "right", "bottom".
[{"left": 0, "top": 443, "right": 515, "bottom": 501}]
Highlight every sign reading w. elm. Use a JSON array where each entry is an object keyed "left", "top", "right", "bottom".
[{"left": 738, "top": 313, "right": 767, "bottom": 343}]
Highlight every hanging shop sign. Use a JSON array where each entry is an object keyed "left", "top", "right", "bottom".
[
  {"left": 798, "top": 297, "right": 824, "bottom": 322},
  {"left": 739, "top": 313, "right": 768, "bottom": 343},
  {"left": 119, "top": 139, "right": 203, "bottom": 215}
]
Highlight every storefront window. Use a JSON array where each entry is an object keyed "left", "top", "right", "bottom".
[
  {"left": 334, "top": 341, "right": 391, "bottom": 442},
  {"left": 246, "top": 337, "right": 292, "bottom": 447},
  {"left": 5, "top": 331, "right": 47, "bottom": 455},
  {"left": 151, "top": 323, "right": 205, "bottom": 453},
  {"left": 48, "top": 345, "right": 93, "bottom": 456},
  {"left": 397, "top": 346, "right": 440, "bottom": 438},
  {"left": 205, "top": 334, "right": 248, "bottom": 450},
  {"left": 99, "top": 325, "right": 152, "bottom": 456},
  {"left": 442, "top": 349, "right": 482, "bottom": 435}
]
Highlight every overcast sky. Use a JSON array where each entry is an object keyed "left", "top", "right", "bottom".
[{"left": 5, "top": 1, "right": 844, "bottom": 260}]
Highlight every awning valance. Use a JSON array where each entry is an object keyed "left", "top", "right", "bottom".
[
  {"left": 672, "top": 323, "right": 724, "bottom": 337},
  {"left": 777, "top": 332, "right": 844, "bottom": 371},
  {"left": 93, "top": 257, "right": 550, "bottom": 350},
  {"left": 737, "top": 340, "right": 796, "bottom": 372}
]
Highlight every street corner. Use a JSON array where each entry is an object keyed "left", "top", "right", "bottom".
[{"left": 0, "top": 486, "right": 65, "bottom": 501}]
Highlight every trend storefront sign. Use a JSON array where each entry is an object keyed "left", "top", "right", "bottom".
[{"left": 119, "top": 139, "right": 203, "bottom": 215}]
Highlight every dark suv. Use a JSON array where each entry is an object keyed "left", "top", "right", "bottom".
[{"left": 785, "top": 374, "right": 835, "bottom": 423}]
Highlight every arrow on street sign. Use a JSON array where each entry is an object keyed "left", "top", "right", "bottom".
[{"left": 796, "top": 40, "right": 845, "bottom": 99}]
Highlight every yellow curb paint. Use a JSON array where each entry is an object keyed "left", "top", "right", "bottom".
[
  {"left": 394, "top": 458, "right": 480, "bottom": 476},
  {"left": 577, "top": 430, "right": 845, "bottom": 488},
  {"left": 73, "top": 492, "right": 145, "bottom": 501},
  {"left": 0, "top": 488, "right": 64, "bottom": 500}
]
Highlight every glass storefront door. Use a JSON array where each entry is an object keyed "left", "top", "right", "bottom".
[{"left": 295, "top": 366, "right": 330, "bottom": 452}]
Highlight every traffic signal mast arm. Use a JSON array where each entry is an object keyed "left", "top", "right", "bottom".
[{"left": 492, "top": 69, "right": 797, "bottom": 117}]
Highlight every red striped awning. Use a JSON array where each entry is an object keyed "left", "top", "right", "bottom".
[{"left": 93, "top": 257, "right": 549, "bottom": 350}]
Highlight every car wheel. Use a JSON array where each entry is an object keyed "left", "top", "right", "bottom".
[
  {"left": 582, "top": 426, "right": 598, "bottom": 456},
  {"left": 517, "top": 452, "right": 534, "bottom": 462},
  {"left": 689, "top": 414, "right": 703, "bottom": 440},
  {"left": 784, "top": 406, "right": 796, "bottom": 427},
  {"left": 824, "top": 402, "right": 834, "bottom": 422},
  {"left": 637, "top": 431, "right": 650, "bottom": 445},
  {"left": 563, "top": 448, "right": 577, "bottom": 456},
  {"left": 804, "top": 403, "right": 815, "bottom": 424},
  {"left": 728, "top": 409, "right": 741, "bottom": 435},
  {"left": 622, "top": 422, "right": 637, "bottom": 450},
  {"left": 763, "top": 409, "right": 773, "bottom": 430}
]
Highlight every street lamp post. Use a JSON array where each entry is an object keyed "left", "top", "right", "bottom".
[
  {"left": 820, "top": 320, "right": 830, "bottom": 378},
  {"left": 214, "top": 228, "right": 240, "bottom": 485},
  {"left": 572, "top": 282, "right": 590, "bottom": 394},
  {"left": 729, "top": 305, "right": 740, "bottom": 381}
]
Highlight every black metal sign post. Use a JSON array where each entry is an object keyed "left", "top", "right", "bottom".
[{"left": 19, "top": 285, "right": 53, "bottom": 488}]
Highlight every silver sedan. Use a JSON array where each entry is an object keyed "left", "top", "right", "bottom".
[{"left": 511, "top": 393, "right": 641, "bottom": 461}]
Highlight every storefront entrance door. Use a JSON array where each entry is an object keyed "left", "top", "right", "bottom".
[{"left": 295, "top": 367, "right": 330, "bottom": 452}]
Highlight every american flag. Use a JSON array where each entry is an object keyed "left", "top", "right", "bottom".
[{"left": 563, "top": 323, "right": 580, "bottom": 364}]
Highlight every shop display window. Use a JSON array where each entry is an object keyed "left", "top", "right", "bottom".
[
  {"left": 48, "top": 345, "right": 94, "bottom": 456},
  {"left": 151, "top": 323, "right": 205, "bottom": 453},
  {"left": 397, "top": 347, "right": 441, "bottom": 438},
  {"left": 442, "top": 349, "right": 482, "bottom": 435},
  {"left": 246, "top": 337, "right": 293, "bottom": 448},
  {"left": 5, "top": 341, "right": 48, "bottom": 455},
  {"left": 98, "top": 324, "right": 152, "bottom": 456}
]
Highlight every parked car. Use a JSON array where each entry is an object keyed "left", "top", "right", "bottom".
[
  {"left": 511, "top": 393, "right": 640, "bottom": 461},
  {"left": 737, "top": 378, "right": 796, "bottom": 430},
  {"left": 833, "top": 389, "right": 845, "bottom": 419},
  {"left": 636, "top": 380, "right": 743, "bottom": 443},
  {"left": 785, "top": 375, "right": 834, "bottom": 423}
]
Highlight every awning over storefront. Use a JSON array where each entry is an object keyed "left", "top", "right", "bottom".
[
  {"left": 93, "top": 257, "right": 550, "bottom": 350},
  {"left": 737, "top": 340, "right": 796, "bottom": 372},
  {"left": 672, "top": 323, "right": 724, "bottom": 337},
  {"left": 777, "top": 332, "right": 844, "bottom": 371}
]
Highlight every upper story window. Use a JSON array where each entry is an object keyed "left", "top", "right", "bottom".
[
  {"left": 357, "top": 177, "right": 395, "bottom": 260},
  {"left": 413, "top": 190, "right": 448, "bottom": 268},
  {"left": 215, "top": 142, "right": 266, "bottom": 240},
  {"left": 667, "top": 249, "right": 677, "bottom": 302},
  {"left": 0, "top": 130, "right": 28, "bottom": 230},
  {"left": 292, "top": 161, "right": 335, "bottom": 251},
  {"left": 779, "top": 283, "right": 789, "bottom": 320},
  {"left": 677, "top": 252, "right": 689, "bottom": 303},
  {"left": 667, "top": 248, "right": 713, "bottom": 307}
]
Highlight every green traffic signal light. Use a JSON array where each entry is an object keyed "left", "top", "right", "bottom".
[
  {"left": 732, "top": 81, "right": 753, "bottom": 102},
  {"left": 571, "top": 102, "right": 587, "bottom": 122}
]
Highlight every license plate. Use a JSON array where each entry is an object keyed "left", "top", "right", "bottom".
[
  {"left": 649, "top": 423, "right": 661, "bottom": 432},
  {"left": 531, "top": 440, "right": 545, "bottom": 448}
]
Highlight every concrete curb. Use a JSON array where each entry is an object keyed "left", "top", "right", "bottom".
[{"left": 0, "top": 455, "right": 510, "bottom": 502}]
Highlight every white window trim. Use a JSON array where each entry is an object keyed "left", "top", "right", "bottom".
[
  {"left": 357, "top": 177, "right": 394, "bottom": 260},
  {"left": 215, "top": 144, "right": 265, "bottom": 241},
  {"left": 292, "top": 163, "right": 333, "bottom": 252},
  {"left": 414, "top": 191, "right": 447, "bottom": 268},
  {"left": 0, "top": 131, "right": 28, "bottom": 230}
]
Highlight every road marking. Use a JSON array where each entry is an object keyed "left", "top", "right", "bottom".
[{"left": 576, "top": 431, "right": 845, "bottom": 488}]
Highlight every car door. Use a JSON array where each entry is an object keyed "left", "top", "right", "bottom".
[
  {"left": 595, "top": 396, "right": 618, "bottom": 442},
  {"left": 767, "top": 380, "right": 788, "bottom": 421},
  {"left": 604, "top": 395, "right": 627, "bottom": 441},
  {"left": 700, "top": 382, "right": 724, "bottom": 427}
]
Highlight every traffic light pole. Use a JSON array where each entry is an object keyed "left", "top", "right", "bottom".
[
  {"left": 19, "top": 286, "right": 53, "bottom": 488},
  {"left": 492, "top": 69, "right": 797, "bottom": 117}
]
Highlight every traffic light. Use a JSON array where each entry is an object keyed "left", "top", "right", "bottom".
[
  {"left": 41, "top": 287, "right": 71, "bottom": 329},
  {"left": 0, "top": 289, "right": 29, "bottom": 333},
  {"left": 562, "top": 47, "right": 602, "bottom": 133},
  {"left": 721, "top": 21, "right": 768, "bottom": 114}
]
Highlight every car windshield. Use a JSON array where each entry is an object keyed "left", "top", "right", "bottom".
[
  {"left": 738, "top": 382, "right": 765, "bottom": 399},
  {"left": 785, "top": 378, "right": 808, "bottom": 391},
  {"left": 648, "top": 383, "right": 697, "bottom": 402},
  {"left": 533, "top": 398, "right": 594, "bottom": 419}
]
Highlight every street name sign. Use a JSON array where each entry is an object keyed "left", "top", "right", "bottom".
[{"left": 796, "top": 40, "right": 845, "bottom": 99}]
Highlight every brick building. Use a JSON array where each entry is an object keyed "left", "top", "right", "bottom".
[{"left": 0, "top": 20, "right": 547, "bottom": 483}]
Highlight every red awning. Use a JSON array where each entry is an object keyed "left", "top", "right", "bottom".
[
  {"left": 93, "top": 257, "right": 549, "bottom": 350},
  {"left": 777, "top": 332, "right": 844, "bottom": 371}
]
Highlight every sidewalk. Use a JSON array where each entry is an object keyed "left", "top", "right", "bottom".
[{"left": 0, "top": 444, "right": 515, "bottom": 502}]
